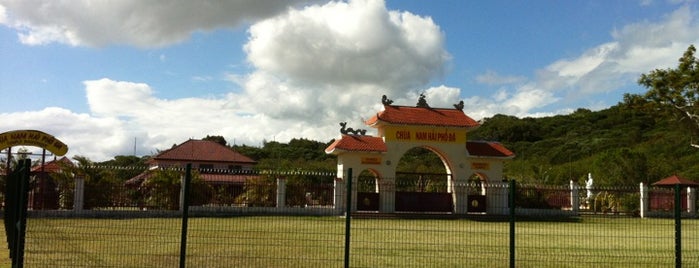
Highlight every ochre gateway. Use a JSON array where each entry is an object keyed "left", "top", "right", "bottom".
[{"left": 325, "top": 95, "right": 514, "bottom": 214}]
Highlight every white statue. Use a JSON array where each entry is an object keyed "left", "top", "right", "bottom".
[{"left": 586, "top": 173, "right": 594, "bottom": 200}]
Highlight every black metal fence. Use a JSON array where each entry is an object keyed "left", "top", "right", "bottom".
[{"left": 3, "top": 165, "right": 699, "bottom": 267}]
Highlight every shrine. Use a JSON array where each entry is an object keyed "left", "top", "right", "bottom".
[{"left": 325, "top": 95, "right": 515, "bottom": 214}]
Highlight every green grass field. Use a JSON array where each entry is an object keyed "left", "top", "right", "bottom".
[{"left": 2, "top": 215, "right": 698, "bottom": 267}]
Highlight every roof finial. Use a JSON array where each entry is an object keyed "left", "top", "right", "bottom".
[
  {"left": 339, "top": 122, "right": 367, "bottom": 135},
  {"left": 381, "top": 95, "right": 393, "bottom": 106},
  {"left": 453, "top": 100, "right": 464, "bottom": 111},
  {"left": 416, "top": 93, "right": 429, "bottom": 108}
]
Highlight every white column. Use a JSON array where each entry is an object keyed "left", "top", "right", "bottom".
[
  {"left": 379, "top": 178, "right": 395, "bottom": 213},
  {"left": 276, "top": 177, "right": 286, "bottom": 208},
  {"left": 486, "top": 182, "right": 508, "bottom": 215},
  {"left": 640, "top": 182, "right": 648, "bottom": 218},
  {"left": 687, "top": 187, "right": 696, "bottom": 214},
  {"left": 570, "top": 180, "right": 579, "bottom": 214},
  {"left": 334, "top": 178, "right": 345, "bottom": 214},
  {"left": 73, "top": 175, "right": 84, "bottom": 211},
  {"left": 453, "top": 179, "right": 468, "bottom": 214}
]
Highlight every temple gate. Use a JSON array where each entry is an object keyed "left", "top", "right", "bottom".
[{"left": 325, "top": 95, "right": 514, "bottom": 214}]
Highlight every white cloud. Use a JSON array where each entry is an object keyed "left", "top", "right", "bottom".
[
  {"left": 0, "top": 0, "right": 314, "bottom": 47},
  {"left": 34, "top": 78, "right": 319, "bottom": 160},
  {"left": 232, "top": 0, "right": 451, "bottom": 129},
  {"left": 474, "top": 5, "right": 699, "bottom": 118},
  {"left": 0, "top": 4, "right": 7, "bottom": 24},
  {"left": 476, "top": 70, "right": 526, "bottom": 86},
  {"left": 0, "top": 107, "right": 126, "bottom": 161},
  {"left": 244, "top": 0, "right": 448, "bottom": 90}
]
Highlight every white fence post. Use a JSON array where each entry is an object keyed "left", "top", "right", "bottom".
[
  {"left": 73, "top": 175, "right": 84, "bottom": 211},
  {"left": 486, "top": 182, "right": 508, "bottom": 215},
  {"left": 570, "top": 180, "right": 579, "bottom": 214},
  {"left": 276, "top": 177, "right": 286, "bottom": 208},
  {"left": 687, "top": 187, "right": 696, "bottom": 214},
  {"left": 334, "top": 178, "right": 345, "bottom": 214},
  {"left": 379, "top": 178, "right": 395, "bottom": 213},
  {"left": 640, "top": 182, "right": 648, "bottom": 218}
]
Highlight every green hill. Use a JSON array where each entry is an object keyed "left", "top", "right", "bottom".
[{"left": 469, "top": 103, "right": 699, "bottom": 186}]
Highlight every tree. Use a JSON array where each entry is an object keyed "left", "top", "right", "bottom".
[
  {"left": 637, "top": 45, "right": 699, "bottom": 147},
  {"left": 140, "top": 169, "right": 210, "bottom": 210},
  {"left": 203, "top": 135, "right": 227, "bottom": 146}
]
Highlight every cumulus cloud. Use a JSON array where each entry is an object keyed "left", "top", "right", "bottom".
[
  {"left": 232, "top": 0, "right": 451, "bottom": 127},
  {"left": 244, "top": 0, "right": 448, "bottom": 89},
  {"left": 0, "top": 0, "right": 314, "bottom": 47},
  {"left": 542, "top": 6, "right": 699, "bottom": 98}
]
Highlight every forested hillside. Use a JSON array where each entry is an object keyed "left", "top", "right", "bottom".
[{"left": 469, "top": 102, "right": 699, "bottom": 186}]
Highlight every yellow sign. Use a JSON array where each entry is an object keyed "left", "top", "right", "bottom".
[
  {"left": 384, "top": 126, "right": 466, "bottom": 144},
  {"left": 0, "top": 130, "right": 68, "bottom": 156},
  {"left": 471, "top": 162, "right": 490, "bottom": 170},
  {"left": 361, "top": 157, "right": 382, "bottom": 165}
]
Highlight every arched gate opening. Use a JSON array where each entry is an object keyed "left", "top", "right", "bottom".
[
  {"left": 394, "top": 147, "right": 453, "bottom": 212},
  {"left": 356, "top": 169, "right": 380, "bottom": 211}
]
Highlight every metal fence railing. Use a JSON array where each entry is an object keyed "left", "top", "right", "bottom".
[{"left": 3, "top": 165, "right": 699, "bottom": 267}]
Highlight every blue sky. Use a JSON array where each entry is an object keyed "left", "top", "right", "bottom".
[{"left": 1, "top": 0, "right": 698, "bottom": 161}]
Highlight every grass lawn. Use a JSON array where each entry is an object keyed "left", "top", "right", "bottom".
[{"left": 1, "top": 215, "right": 698, "bottom": 267}]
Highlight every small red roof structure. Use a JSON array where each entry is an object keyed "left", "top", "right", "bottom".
[
  {"left": 128, "top": 139, "right": 258, "bottom": 187},
  {"left": 31, "top": 156, "right": 74, "bottom": 173},
  {"left": 466, "top": 141, "right": 515, "bottom": 158},
  {"left": 652, "top": 175, "right": 699, "bottom": 187},
  {"left": 325, "top": 135, "right": 387, "bottom": 154},
  {"left": 366, "top": 105, "right": 479, "bottom": 128},
  {"left": 152, "top": 139, "right": 255, "bottom": 164}
]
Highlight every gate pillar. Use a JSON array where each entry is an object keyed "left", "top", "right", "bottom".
[
  {"left": 379, "top": 178, "right": 395, "bottom": 213},
  {"left": 453, "top": 179, "right": 469, "bottom": 214}
]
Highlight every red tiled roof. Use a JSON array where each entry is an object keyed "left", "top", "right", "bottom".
[
  {"left": 154, "top": 139, "right": 255, "bottom": 164},
  {"left": 366, "top": 105, "right": 479, "bottom": 128},
  {"left": 31, "top": 156, "right": 73, "bottom": 173},
  {"left": 325, "top": 135, "right": 387, "bottom": 154},
  {"left": 467, "top": 141, "right": 515, "bottom": 158},
  {"left": 652, "top": 175, "right": 699, "bottom": 187}
]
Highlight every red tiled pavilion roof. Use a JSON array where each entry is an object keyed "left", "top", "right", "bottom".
[
  {"left": 154, "top": 139, "right": 255, "bottom": 164},
  {"left": 466, "top": 141, "right": 515, "bottom": 158},
  {"left": 325, "top": 135, "right": 387, "bottom": 154},
  {"left": 31, "top": 156, "right": 73, "bottom": 173},
  {"left": 652, "top": 175, "right": 699, "bottom": 187},
  {"left": 366, "top": 105, "right": 480, "bottom": 128}
]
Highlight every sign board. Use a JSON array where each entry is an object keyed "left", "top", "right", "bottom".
[
  {"left": 471, "top": 162, "right": 490, "bottom": 170},
  {"left": 0, "top": 130, "right": 68, "bottom": 156},
  {"left": 361, "top": 156, "right": 382, "bottom": 165},
  {"left": 384, "top": 126, "right": 466, "bottom": 144}
]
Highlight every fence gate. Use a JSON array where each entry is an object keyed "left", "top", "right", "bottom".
[
  {"left": 395, "top": 192, "right": 453, "bottom": 212},
  {"left": 357, "top": 192, "right": 380, "bottom": 211}
]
